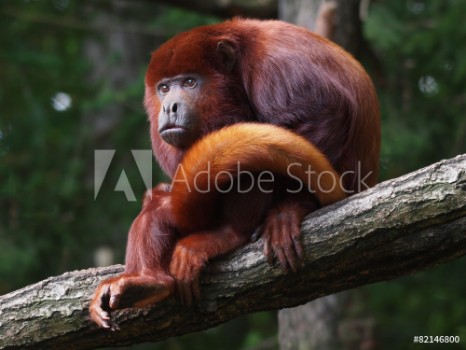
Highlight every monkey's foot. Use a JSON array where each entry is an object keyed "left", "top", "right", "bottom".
[
  {"left": 261, "top": 208, "right": 304, "bottom": 273},
  {"left": 169, "top": 242, "right": 207, "bottom": 306},
  {"left": 89, "top": 272, "right": 173, "bottom": 330}
]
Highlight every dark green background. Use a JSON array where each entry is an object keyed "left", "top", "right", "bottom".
[{"left": 1, "top": 1, "right": 465, "bottom": 349}]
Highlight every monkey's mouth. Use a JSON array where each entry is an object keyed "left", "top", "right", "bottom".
[
  {"left": 160, "top": 124, "right": 188, "bottom": 138},
  {"left": 160, "top": 124, "right": 186, "bottom": 134},
  {"left": 159, "top": 125, "right": 194, "bottom": 149}
]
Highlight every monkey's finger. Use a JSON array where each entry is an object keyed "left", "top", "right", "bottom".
[
  {"left": 92, "top": 307, "right": 114, "bottom": 330},
  {"left": 266, "top": 217, "right": 281, "bottom": 265},
  {"left": 174, "top": 257, "right": 188, "bottom": 301},
  {"left": 90, "top": 287, "right": 110, "bottom": 328},
  {"left": 90, "top": 308, "right": 109, "bottom": 330},
  {"left": 178, "top": 254, "right": 188, "bottom": 281},
  {"left": 289, "top": 213, "right": 304, "bottom": 261},
  {"left": 274, "top": 245, "right": 289, "bottom": 273},
  {"left": 108, "top": 282, "right": 123, "bottom": 309},
  {"left": 274, "top": 217, "right": 291, "bottom": 271},
  {"left": 283, "top": 218, "right": 300, "bottom": 272},
  {"left": 263, "top": 232, "right": 273, "bottom": 264},
  {"left": 291, "top": 236, "right": 305, "bottom": 271},
  {"left": 180, "top": 275, "right": 193, "bottom": 306},
  {"left": 109, "top": 293, "right": 121, "bottom": 310},
  {"left": 95, "top": 307, "right": 111, "bottom": 322},
  {"left": 101, "top": 319, "right": 112, "bottom": 329},
  {"left": 283, "top": 241, "right": 299, "bottom": 273},
  {"left": 176, "top": 264, "right": 192, "bottom": 305},
  {"left": 292, "top": 236, "right": 304, "bottom": 260},
  {"left": 169, "top": 255, "right": 181, "bottom": 276},
  {"left": 97, "top": 310, "right": 117, "bottom": 331}
]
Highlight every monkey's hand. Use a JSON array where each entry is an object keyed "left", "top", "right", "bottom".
[
  {"left": 89, "top": 272, "right": 173, "bottom": 330},
  {"left": 141, "top": 182, "right": 171, "bottom": 209},
  {"left": 169, "top": 227, "right": 248, "bottom": 305},
  {"left": 261, "top": 199, "right": 316, "bottom": 272},
  {"left": 169, "top": 238, "right": 208, "bottom": 306}
]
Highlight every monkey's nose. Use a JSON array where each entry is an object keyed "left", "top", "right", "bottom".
[{"left": 163, "top": 102, "right": 179, "bottom": 114}]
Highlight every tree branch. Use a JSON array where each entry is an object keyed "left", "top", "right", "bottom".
[{"left": 1, "top": 154, "right": 465, "bottom": 350}]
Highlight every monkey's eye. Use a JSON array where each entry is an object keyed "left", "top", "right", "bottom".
[
  {"left": 158, "top": 84, "right": 170, "bottom": 94},
  {"left": 183, "top": 78, "right": 197, "bottom": 88}
]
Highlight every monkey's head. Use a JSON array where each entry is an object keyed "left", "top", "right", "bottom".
[{"left": 144, "top": 23, "right": 255, "bottom": 176}]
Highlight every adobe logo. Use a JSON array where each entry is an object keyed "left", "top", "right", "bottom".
[{"left": 94, "top": 150, "right": 153, "bottom": 201}]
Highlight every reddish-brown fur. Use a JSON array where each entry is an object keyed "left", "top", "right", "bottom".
[
  {"left": 90, "top": 18, "right": 380, "bottom": 329},
  {"left": 170, "top": 123, "right": 346, "bottom": 227}
]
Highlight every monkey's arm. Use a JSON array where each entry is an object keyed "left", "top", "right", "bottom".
[{"left": 90, "top": 185, "right": 175, "bottom": 330}]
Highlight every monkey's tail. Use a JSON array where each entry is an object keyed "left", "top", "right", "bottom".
[{"left": 169, "top": 122, "right": 346, "bottom": 231}]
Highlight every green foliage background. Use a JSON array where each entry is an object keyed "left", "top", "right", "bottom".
[{"left": 0, "top": 0, "right": 465, "bottom": 349}]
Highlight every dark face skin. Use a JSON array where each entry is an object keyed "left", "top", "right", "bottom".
[{"left": 156, "top": 74, "right": 202, "bottom": 149}]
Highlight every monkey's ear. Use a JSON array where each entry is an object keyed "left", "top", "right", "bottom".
[{"left": 216, "top": 40, "right": 237, "bottom": 72}]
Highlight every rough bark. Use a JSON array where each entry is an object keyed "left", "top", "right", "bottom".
[{"left": 1, "top": 154, "right": 465, "bottom": 350}]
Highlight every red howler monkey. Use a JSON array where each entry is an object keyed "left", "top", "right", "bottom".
[
  {"left": 90, "top": 18, "right": 380, "bottom": 329},
  {"left": 91, "top": 123, "right": 346, "bottom": 329}
]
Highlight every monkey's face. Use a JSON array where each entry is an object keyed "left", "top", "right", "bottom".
[{"left": 155, "top": 74, "right": 203, "bottom": 149}]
